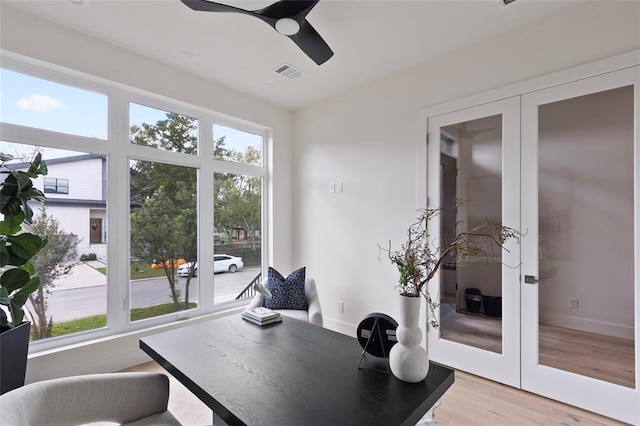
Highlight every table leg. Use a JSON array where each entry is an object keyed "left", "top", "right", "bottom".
[
  {"left": 415, "top": 399, "right": 442, "bottom": 425},
  {"left": 213, "top": 411, "right": 229, "bottom": 426}
]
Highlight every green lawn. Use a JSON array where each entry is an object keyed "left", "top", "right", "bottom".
[
  {"left": 93, "top": 261, "right": 172, "bottom": 280},
  {"left": 50, "top": 315, "right": 107, "bottom": 337},
  {"left": 48, "top": 302, "right": 198, "bottom": 338},
  {"left": 94, "top": 259, "right": 262, "bottom": 278},
  {"left": 130, "top": 261, "right": 169, "bottom": 280}
]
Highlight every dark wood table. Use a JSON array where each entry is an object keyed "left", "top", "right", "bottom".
[{"left": 140, "top": 315, "right": 454, "bottom": 426}]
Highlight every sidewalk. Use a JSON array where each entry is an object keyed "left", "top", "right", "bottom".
[{"left": 50, "top": 261, "right": 106, "bottom": 292}]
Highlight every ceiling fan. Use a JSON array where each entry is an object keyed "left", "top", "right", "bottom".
[{"left": 180, "top": 0, "right": 334, "bottom": 65}]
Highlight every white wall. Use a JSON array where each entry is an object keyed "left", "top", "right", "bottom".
[
  {"left": 1, "top": 5, "right": 294, "bottom": 381},
  {"left": 33, "top": 157, "right": 104, "bottom": 201},
  {"left": 292, "top": 1, "right": 640, "bottom": 334}
]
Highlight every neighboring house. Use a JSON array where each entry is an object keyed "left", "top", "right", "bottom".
[{"left": 10, "top": 154, "right": 107, "bottom": 259}]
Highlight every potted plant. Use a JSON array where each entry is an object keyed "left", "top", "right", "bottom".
[
  {"left": 379, "top": 198, "right": 521, "bottom": 382},
  {"left": 0, "top": 152, "right": 48, "bottom": 394}
]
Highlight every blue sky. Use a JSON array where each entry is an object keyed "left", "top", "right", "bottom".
[{"left": 0, "top": 68, "right": 261, "bottom": 161}]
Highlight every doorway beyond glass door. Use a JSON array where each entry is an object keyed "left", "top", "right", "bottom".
[
  {"left": 439, "top": 114, "right": 504, "bottom": 355},
  {"left": 536, "top": 86, "right": 635, "bottom": 389}
]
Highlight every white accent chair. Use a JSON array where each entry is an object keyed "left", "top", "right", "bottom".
[
  {"left": 0, "top": 372, "right": 180, "bottom": 425},
  {"left": 245, "top": 277, "right": 323, "bottom": 327}
]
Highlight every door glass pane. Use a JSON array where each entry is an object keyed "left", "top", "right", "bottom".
[
  {"left": 538, "top": 86, "right": 635, "bottom": 388},
  {"left": 213, "top": 172, "right": 262, "bottom": 304},
  {"left": 129, "top": 159, "right": 198, "bottom": 321},
  {"left": 0, "top": 141, "right": 108, "bottom": 339},
  {"left": 439, "top": 114, "right": 504, "bottom": 354}
]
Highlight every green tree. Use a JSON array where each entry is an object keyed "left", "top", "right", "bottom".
[
  {"left": 130, "top": 192, "right": 188, "bottom": 309},
  {"left": 214, "top": 147, "right": 262, "bottom": 250},
  {"left": 129, "top": 112, "right": 263, "bottom": 310},
  {"left": 129, "top": 113, "right": 200, "bottom": 311},
  {"left": 25, "top": 208, "right": 76, "bottom": 339}
]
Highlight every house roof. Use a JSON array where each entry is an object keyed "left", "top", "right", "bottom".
[{"left": 6, "top": 153, "right": 106, "bottom": 170}]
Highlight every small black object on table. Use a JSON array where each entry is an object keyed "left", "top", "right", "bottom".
[{"left": 356, "top": 312, "right": 398, "bottom": 373}]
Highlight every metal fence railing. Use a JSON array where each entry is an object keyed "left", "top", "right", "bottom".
[{"left": 235, "top": 272, "right": 262, "bottom": 300}]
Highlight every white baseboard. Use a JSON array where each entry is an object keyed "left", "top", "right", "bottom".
[{"left": 322, "top": 317, "right": 356, "bottom": 337}]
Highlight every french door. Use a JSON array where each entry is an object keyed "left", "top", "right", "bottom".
[
  {"left": 427, "top": 97, "right": 521, "bottom": 388},
  {"left": 520, "top": 68, "right": 639, "bottom": 423},
  {"left": 427, "top": 66, "right": 639, "bottom": 423}
]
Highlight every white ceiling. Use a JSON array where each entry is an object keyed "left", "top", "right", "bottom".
[{"left": 5, "top": 0, "right": 577, "bottom": 110}]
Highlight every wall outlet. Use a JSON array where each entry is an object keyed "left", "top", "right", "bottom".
[
  {"left": 568, "top": 297, "right": 579, "bottom": 309},
  {"left": 337, "top": 301, "right": 344, "bottom": 313}
]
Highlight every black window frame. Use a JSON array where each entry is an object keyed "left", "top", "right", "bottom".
[{"left": 44, "top": 177, "right": 69, "bottom": 194}]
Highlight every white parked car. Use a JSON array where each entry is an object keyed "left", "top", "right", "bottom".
[{"left": 177, "top": 254, "right": 243, "bottom": 277}]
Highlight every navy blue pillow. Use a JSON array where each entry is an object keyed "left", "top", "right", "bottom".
[{"left": 264, "top": 267, "right": 308, "bottom": 310}]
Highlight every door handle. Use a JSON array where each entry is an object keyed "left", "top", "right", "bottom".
[{"left": 524, "top": 275, "right": 540, "bottom": 284}]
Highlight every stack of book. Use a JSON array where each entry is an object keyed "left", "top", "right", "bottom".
[{"left": 242, "top": 307, "right": 282, "bottom": 326}]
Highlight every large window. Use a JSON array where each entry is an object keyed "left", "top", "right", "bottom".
[
  {"left": 129, "top": 159, "right": 199, "bottom": 321},
  {"left": 0, "top": 141, "right": 108, "bottom": 340},
  {"left": 214, "top": 172, "right": 262, "bottom": 304},
  {"left": 0, "top": 62, "right": 267, "bottom": 349}
]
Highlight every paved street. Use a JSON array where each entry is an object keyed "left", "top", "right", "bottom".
[{"left": 41, "top": 265, "right": 261, "bottom": 322}]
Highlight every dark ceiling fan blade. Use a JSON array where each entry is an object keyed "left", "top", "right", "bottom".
[
  {"left": 181, "top": 0, "right": 333, "bottom": 65},
  {"left": 255, "top": 0, "right": 319, "bottom": 20},
  {"left": 180, "top": 0, "right": 251, "bottom": 16},
  {"left": 289, "top": 20, "right": 333, "bottom": 65}
]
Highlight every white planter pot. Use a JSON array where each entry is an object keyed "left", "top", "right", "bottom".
[{"left": 389, "top": 294, "right": 429, "bottom": 382}]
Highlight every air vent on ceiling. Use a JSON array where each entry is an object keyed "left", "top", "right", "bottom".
[
  {"left": 274, "top": 63, "right": 305, "bottom": 80},
  {"left": 501, "top": 0, "right": 518, "bottom": 5}
]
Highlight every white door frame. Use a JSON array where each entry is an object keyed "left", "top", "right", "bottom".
[
  {"left": 426, "top": 97, "right": 521, "bottom": 388},
  {"left": 520, "top": 66, "right": 639, "bottom": 424},
  {"left": 418, "top": 50, "right": 640, "bottom": 424}
]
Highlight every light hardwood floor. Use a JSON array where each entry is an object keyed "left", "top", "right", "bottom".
[
  {"left": 440, "top": 308, "right": 635, "bottom": 388},
  {"left": 126, "top": 361, "right": 627, "bottom": 425}
]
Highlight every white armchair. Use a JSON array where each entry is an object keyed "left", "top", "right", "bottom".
[
  {"left": 0, "top": 372, "right": 180, "bottom": 425},
  {"left": 245, "top": 277, "right": 323, "bottom": 327}
]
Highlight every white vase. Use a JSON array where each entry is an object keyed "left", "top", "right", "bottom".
[{"left": 389, "top": 294, "right": 429, "bottom": 382}]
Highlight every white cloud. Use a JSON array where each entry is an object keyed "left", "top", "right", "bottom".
[{"left": 16, "top": 94, "right": 68, "bottom": 113}]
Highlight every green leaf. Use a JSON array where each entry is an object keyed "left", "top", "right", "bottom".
[
  {"left": 0, "top": 212, "right": 25, "bottom": 235},
  {"left": 22, "top": 261, "right": 36, "bottom": 275},
  {"left": 0, "top": 267, "right": 31, "bottom": 292},
  {"left": 9, "top": 299, "right": 25, "bottom": 324},
  {"left": 21, "top": 199, "right": 35, "bottom": 224},
  {"left": 0, "top": 286, "right": 9, "bottom": 304},
  {"left": 0, "top": 240, "right": 9, "bottom": 267},
  {"left": 7, "top": 232, "right": 47, "bottom": 259},
  {"left": 27, "top": 152, "right": 47, "bottom": 177},
  {"left": 15, "top": 276, "right": 40, "bottom": 297},
  {"left": 20, "top": 188, "right": 46, "bottom": 202},
  {"left": 0, "top": 309, "right": 10, "bottom": 328},
  {"left": 15, "top": 172, "right": 31, "bottom": 193}
]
